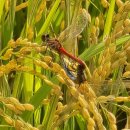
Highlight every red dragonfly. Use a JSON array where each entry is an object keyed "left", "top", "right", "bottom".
[{"left": 42, "top": 9, "right": 88, "bottom": 83}]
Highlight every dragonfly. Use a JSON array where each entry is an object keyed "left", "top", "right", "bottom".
[{"left": 41, "top": 9, "right": 88, "bottom": 83}]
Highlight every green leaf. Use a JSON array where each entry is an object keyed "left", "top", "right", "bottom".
[
  {"left": 21, "top": 82, "right": 51, "bottom": 121},
  {"left": 79, "top": 35, "right": 130, "bottom": 61},
  {"left": 36, "top": 0, "right": 61, "bottom": 41},
  {"left": 103, "top": 0, "right": 116, "bottom": 37},
  {"left": 0, "top": 0, "right": 5, "bottom": 21}
]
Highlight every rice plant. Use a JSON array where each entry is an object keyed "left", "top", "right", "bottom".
[{"left": 0, "top": 0, "right": 130, "bottom": 130}]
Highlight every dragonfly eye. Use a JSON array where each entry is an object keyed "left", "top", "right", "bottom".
[
  {"left": 41, "top": 34, "right": 50, "bottom": 42},
  {"left": 46, "top": 34, "right": 49, "bottom": 38}
]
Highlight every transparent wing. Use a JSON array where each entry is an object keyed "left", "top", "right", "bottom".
[
  {"left": 88, "top": 79, "right": 128, "bottom": 96},
  {"left": 60, "top": 55, "right": 77, "bottom": 81},
  {"left": 58, "top": 9, "right": 88, "bottom": 43}
]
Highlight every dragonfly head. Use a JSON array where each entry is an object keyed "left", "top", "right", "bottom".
[{"left": 41, "top": 34, "right": 50, "bottom": 42}]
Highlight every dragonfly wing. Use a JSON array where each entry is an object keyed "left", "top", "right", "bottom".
[
  {"left": 58, "top": 9, "right": 88, "bottom": 43},
  {"left": 60, "top": 55, "right": 77, "bottom": 81},
  {"left": 62, "top": 61, "right": 77, "bottom": 81}
]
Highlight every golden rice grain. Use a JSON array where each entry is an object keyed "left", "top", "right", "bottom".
[
  {"left": 31, "top": 127, "right": 39, "bottom": 130},
  {"left": 87, "top": 126, "right": 95, "bottom": 130},
  {"left": 114, "top": 96, "right": 129, "bottom": 102},
  {"left": 34, "top": 60, "right": 49, "bottom": 69},
  {"left": 124, "top": 40, "right": 130, "bottom": 50},
  {"left": 4, "top": 116, "right": 14, "bottom": 126},
  {"left": 126, "top": 46, "right": 130, "bottom": 55},
  {"left": 26, "top": 42, "right": 38, "bottom": 47},
  {"left": 8, "top": 97, "right": 19, "bottom": 104},
  {"left": 42, "top": 56, "right": 52, "bottom": 63},
  {"left": 59, "top": 69, "right": 68, "bottom": 79},
  {"left": 110, "top": 125, "right": 117, "bottom": 130},
  {"left": 19, "top": 47, "right": 32, "bottom": 55},
  {"left": 114, "top": 13, "right": 122, "bottom": 21},
  {"left": 119, "top": 51, "right": 126, "bottom": 58},
  {"left": 88, "top": 117, "right": 95, "bottom": 126},
  {"left": 0, "top": 108, "right": 5, "bottom": 116},
  {"left": 101, "top": 70, "right": 107, "bottom": 78},
  {"left": 125, "top": 64, "right": 130, "bottom": 71},
  {"left": 53, "top": 115, "right": 59, "bottom": 122},
  {"left": 20, "top": 66, "right": 33, "bottom": 72},
  {"left": 116, "top": 0, "right": 124, "bottom": 8},
  {"left": 123, "top": 71, "right": 130, "bottom": 78},
  {"left": 8, "top": 39, "right": 16, "bottom": 48},
  {"left": 18, "top": 38, "right": 29, "bottom": 46},
  {"left": 97, "top": 66, "right": 103, "bottom": 75},
  {"left": 2, "top": 49, "right": 13, "bottom": 60},
  {"left": 115, "top": 25, "right": 124, "bottom": 34},
  {"left": 15, "top": 103, "right": 25, "bottom": 111},
  {"left": 96, "top": 27, "right": 100, "bottom": 36},
  {"left": 5, "top": 104, "right": 15, "bottom": 111},
  {"left": 115, "top": 19, "right": 124, "bottom": 29},
  {"left": 124, "top": 19, "right": 130, "bottom": 26},
  {"left": 115, "top": 31, "right": 123, "bottom": 39},
  {"left": 15, "top": 119, "right": 24, "bottom": 128},
  {"left": 107, "top": 111, "right": 116, "bottom": 124},
  {"left": 98, "top": 55, "right": 105, "bottom": 64},
  {"left": 118, "top": 57, "right": 127, "bottom": 65},
  {"left": 44, "top": 79, "right": 54, "bottom": 87},
  {"left": 60, "top": 20, "right": 65, "bottom": 31},
  {"left": 81, "top": 108, "right": 90, "bottom": 119},
  {"left": 99, "top": 14, "right": 104, "bottom": 30},
  {"left": 98, "top": 95, "right": 115, "bottom": 102},
  {"left": 19, "top": 127, "right": 26, "bottom": 130},
  {"left": 62, "top": 114, "right": 69, "bottom": 120},
  {"left": 27, "top": 27, "right": 34, "bottom": 40},
  {"left": 70, "top": 87, "right": 79, "bottom": 98},
  {"left": 56, "top": 74, "right": 66, "bottom": 84},
  {"left": 92, "top": 70, "right": 99, "bottom": 79},
  {"left": 57, "top": 102, "right": 63, "bottom": 109},
  {"left": 111, "top": 60, "right": 119, "bottom": 69},
  {"left": 33, "top": 71, "right": 47, "bottom": 80},
  {"left": 15, "top": 1, "right": 28, "bottom": 12},
  {"left": 123, "top": 27, "right": 130, "bottom": 34},
  {"left": 66, "top": 79, "right": 75, "bottom": 86},
  {"left": 35, "top": 1, "right": 46, "bottom": 22},
  {"left": 69, "top": 110, "right": 79, "bottom": 117},
  {"left": 42, "top": 99, "right": 50, "bottom": 105},
  {"left": 35, "top": 46, "right": 46, "bottom": 53},
  {"left": 118, "top": 4, "right": 124, "bottom": 13},
  {"left": 52, "top": 85, "right": 61, "bottom": 94},
  {"left": 5, "top": 0, "right": 9, "bottom": 12},
  {"left": 23, "top": 103, "right": 34, "bottom": 111},
  {"left": 78, "top": 96, "right": 88, "bottom": 108},
  {"left": 125, "top": 2, "right": 130, "bottom": 11},
  {"left": 52, "top": 63, "right": 62, "bottom": 72},
  {"left": 15, "top": 38, "right": 23, "bottom": 45},
  {"left": 87, "top": 12, "right": 91, "bottom": 23},
  {"left": 95, "top": 17, "right": 99, "bottom": 27},
  {"left": 105, "top": 36, "right": 111, "bottom": 47},
  {"left": 91, "top": 25, "right": 96, "bottom": 35},
  {"left": 101, "top": 0, "right": 109, "bottom": 8},
  {"left": 98, "top": 125, "right": 106, "bottom": 130},
  {"left": 122, "top": 12, "right": 128, "bottom": 20}
]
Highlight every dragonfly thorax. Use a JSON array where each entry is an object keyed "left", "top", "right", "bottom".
[
  {"left": 47, "top": 39, "right": 62, "bottom": 52},
  {"left": 42, "top": 34, "right": 62, "bottom": 52}
]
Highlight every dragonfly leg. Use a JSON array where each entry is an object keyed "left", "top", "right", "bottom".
[
  {"left": 48, "top": 47, "right": 55, "bottom": 61},
  {"left": 44, "top": 43, "right": 49, "bottom": 54}
]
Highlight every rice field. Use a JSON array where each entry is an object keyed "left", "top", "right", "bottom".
[{"left": 0, "top": 0, "right": 130, "bottom": 130}]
